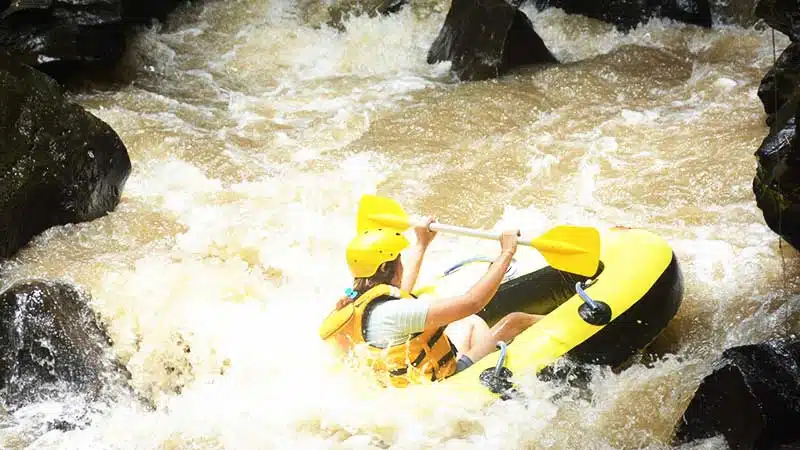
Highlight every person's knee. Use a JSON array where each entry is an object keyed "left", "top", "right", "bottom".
[
  {"left": 445, "top": 321, "right": 471, "bottom": 351},
  {"left": 489, "top": 312, "right": 542, "bottom": 345},
  {"left": 465, "top": 314, "right": 490, "bottom": 330},
  {"left": 504, "top": 312, "right": 542, "bottom": 328},
  {"left": 445, "top": 315, "right": 493, "bottom": 356},
  {"left": 505, "top": 311, "right": 531, "bottom": 323}
]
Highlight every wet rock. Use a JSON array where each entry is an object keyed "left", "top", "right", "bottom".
[
  {"left": 532, "top": 0, "right": 712, "bottom": 31},
  {"left": 757, "top": 42, "right": 800, "bottom": 126},
  {"left": 753, "top": 2, "right": 800, "bottom": 250},
  {"left": 325, "top": 0, "right": 407, "bottom": 31},
  {"left": 752, "top": 98, "right": 800, "bottom": 250},
  {"left": 0, "top": 280, "right": 131, "bottom": 409},
  {"left": 755, "top": 0, "right": 800, "bottom": 41},
  {"left": 121, "top": 0, "right": 188, "bottom": 24},
  {"left": 672, "top": 339, "right": 800, "bottom": 450},
  {"left": 0, "top": 56, "right": 131, "bottom": 258},
  {"left": 0, "top": 0, "right": 191, "bottom": 82},
  {"left": 427, "top": 0, "right": 557, "bottom": 81}
]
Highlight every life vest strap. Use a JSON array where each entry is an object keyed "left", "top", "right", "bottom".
[
  {"left": 437, "top": 351, "right": 454, "bottom": 367},
  {"left": 388, "top": 348, "right": 427, "bottom": 378},
  {"left": 426, "top": 327, "right": 445, "bottom": 348}
]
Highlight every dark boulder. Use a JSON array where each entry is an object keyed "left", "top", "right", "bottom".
[
  {"left": 0, "top": 56, "right": 131, "bottom": 258},
  {"left": 427, "top": 0, "right": 557, "bottom": 81},
  {"left": 755, "top": 0, "right": 800, "bottom": 42},
  {"left": 757, "top": 42, "right": 800, "bottom": 126},
  {"left": 532, "top": 0, "right": 712, "bottom": 32},
  {"left": 0, "top": 0, "right": 191, "bottom": 82},
  {"left": 0, "top": 280, "right": 131, "bottom": 410},
  {"left": 753, "top": 1, "right": 800, "bottom": 250},
  {"left": 752, "top": 97, "right": 800, "bottom": 250},
  {"left": 672, "top": 339, "right": 800, "bottom": 449}
]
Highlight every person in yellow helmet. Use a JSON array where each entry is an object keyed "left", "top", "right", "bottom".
[{"left": 319, "top": 217, "right": 543, "bottom": 386}]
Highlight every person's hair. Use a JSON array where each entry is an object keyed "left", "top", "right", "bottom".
[{"left": 336, "top": 256, "right": 400, "bottom": 310}]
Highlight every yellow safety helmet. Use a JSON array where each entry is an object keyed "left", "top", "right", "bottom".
[{"left": 346, "top": 228, "right": 409, "bottom": 278}]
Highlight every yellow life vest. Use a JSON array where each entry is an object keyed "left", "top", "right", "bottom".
[{"left": 319, "top": 284, "right": 458, "bottom": 387}]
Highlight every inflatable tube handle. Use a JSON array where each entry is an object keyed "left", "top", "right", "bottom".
[
  {"left": 494, "top": 341, "right": 508, "bottom": 377},
  {"left": 576, "top": 281, "right": 612, "bottom": 326}
]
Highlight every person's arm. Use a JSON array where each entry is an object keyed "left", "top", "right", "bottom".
[
  {"left": 423, "top": 230, "right": 518, "bottom": 329},
  {"left": 400, "top": 216, "right": 437, "bottom": 292}
]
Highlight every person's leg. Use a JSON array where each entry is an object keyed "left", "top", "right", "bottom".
[
  {"left": 445, "top": 314, "right": 499, "bottom": 364},
  {"left": 447, "top": 313, "right": 545, "bottom": 376},
  {"left": 444, "top": 317, "right": 473, "bottom": 354},
  {"left": 490, "top": 312, "right": 544, "bottom": 344}
]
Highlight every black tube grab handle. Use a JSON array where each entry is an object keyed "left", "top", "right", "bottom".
[
  {"left": 576, "top": 281, "right": 612, "bottom": 326},
  {"left": 494, "top": 341, "right": 508, "bottom": 377},
  {"left": 479, "top": 341, "right": 515, "bottom": 398}
]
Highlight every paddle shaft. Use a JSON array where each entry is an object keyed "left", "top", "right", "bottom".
[
  {"left": 359, "top": 194, "right": 600, "bottom": 275},
  {"left": 424, "top": 222, "right": 534, "bottom": 246}
]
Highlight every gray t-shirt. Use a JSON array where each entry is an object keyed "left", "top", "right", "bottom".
[{"left": 364, "top": 299, "right": 431, "bottom": 348}]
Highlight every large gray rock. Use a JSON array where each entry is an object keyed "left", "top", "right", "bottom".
[
  {"left": 672, "top": 339, "right": 800, "bottom": 449},
  {"left": 0, "top": 0, "right": 191, "bottom": 82},
  {"left": 0, "top": 280, "right": 131, "bottom": 411},
  {"left": 757, "top": 42, "right": 800, "bottom": 126},
  {"left": 0, "top": 55, "right": 131, "bottom": 258},
  {"left": 752, "top": 98, "right": 800, "bottom": 251},
  {"left": 427, "top": 0, "right": 557, "bottom": 81},
  {"left": 533, "top": 0, "right": 712, "bottom": 31},
  {"left": 755, "top": 0, "right": 800, "bottom": 41},
  {"left": 752, "top": 1, "right": 800, "bottom": 249}
]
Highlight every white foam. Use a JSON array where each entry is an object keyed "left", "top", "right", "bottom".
[{"left": 712, "top": 77, "right": 738, "bottom": 90}]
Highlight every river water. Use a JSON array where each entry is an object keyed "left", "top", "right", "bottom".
[{"left": 1, "top": 1, "right": 799, "bottom": 449}]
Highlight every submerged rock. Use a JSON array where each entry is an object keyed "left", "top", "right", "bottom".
[
  {"left": 0, "top": 55, "right": 131, "bottom": 258},
  {"left": 0, "top": 280, "right": 131, "bottom": 411},
  {"left": 427, "top": 0, "right": 557, "bottom": 81},
  {"left": 0, "top": 0, "right": 191, "bottom": 82},
  {"left": 712, "top": 0, "right": 765, "bottom": 27},
  {"left": 672, "top": 339, "right": 800, "bottom": 449},
  {"left": 325, "top": 0, "right": 407, "bottom": 31},
  {"left": 532, "top": 0, "right": 712, "bottom": 31}
]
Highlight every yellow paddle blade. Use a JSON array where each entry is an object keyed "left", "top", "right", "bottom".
[
  {"left": 531, "top": 226, "right": 601, "bottom": 277},
  {"left": 356, "top": 194, "right": 411, "bottom": 233}
]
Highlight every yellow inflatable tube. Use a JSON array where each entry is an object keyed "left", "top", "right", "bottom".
[{"left": 402, "top": 226, "right": 683, "bottom": 403}]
